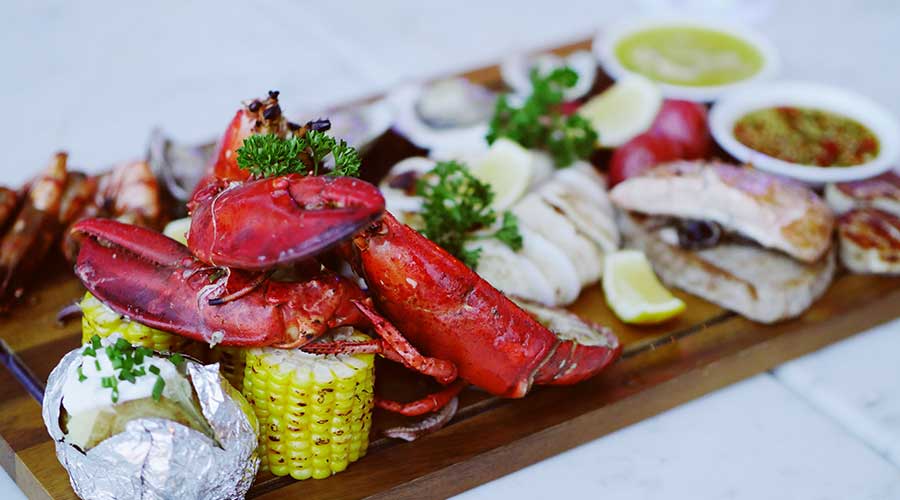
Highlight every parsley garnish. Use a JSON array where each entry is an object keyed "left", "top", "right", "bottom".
[
  {"left": 236, "top": 131, "right": 361, "bottom": 178},
  {"left": 487, "top": 67, "right": 597, "bottom": 167},
  {"left": 416, "top": 161, "right": 523, "bottom": 267},
  {"left": 494, "top": 212, "right": 524, "bottom": 250}
]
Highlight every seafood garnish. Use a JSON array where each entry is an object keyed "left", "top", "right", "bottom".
[{"left": 378, "top": 149, "right": 617, "bottom": 306}]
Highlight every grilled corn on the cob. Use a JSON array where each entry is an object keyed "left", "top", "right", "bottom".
[
  {"left": 242, "top": 328, "right": 375, "bottom": 480},
  {"left": 80, "top": 292, "right": 187, "bottom": 353}
]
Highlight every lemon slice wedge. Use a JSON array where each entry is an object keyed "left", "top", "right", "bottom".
[
  {"left": 163, "top": 217, "right": 191, "bottom": 245},
  {"left": 469, "top": 138, "right": 533, "bottom": 211},
  {"left": 603, "top": 250, "right": 685, "bottom": 324},
  {"left": 578, "top": 75, "right": 662, "bottom": 148}
]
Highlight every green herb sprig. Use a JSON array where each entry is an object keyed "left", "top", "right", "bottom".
[
  {"left": 416, "top": 161, "right": 523, "bottom": 267},
  {"left": 236, "top": 131, "right": 361, "bottom": 178},
  {"left": 486, "top": 67, "right": 597, "bottom": 167}
]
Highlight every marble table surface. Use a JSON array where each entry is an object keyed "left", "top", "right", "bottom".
[{"left": 2, "top": 1, "right": 899, "bottom": 498}]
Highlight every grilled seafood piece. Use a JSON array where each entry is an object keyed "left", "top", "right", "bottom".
[
  {"left": 837, "top": 208, "right": 900, "bottom": 275},
  {"left": 611, "top": 161, "right": 836, "bottom": 323}
]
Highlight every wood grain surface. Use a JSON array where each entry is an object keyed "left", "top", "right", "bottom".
[{"left": 1, "top": 38, "right": 897, "bottom": 500}]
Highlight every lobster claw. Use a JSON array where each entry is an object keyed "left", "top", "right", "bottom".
[
  {"left": 71, "top": 218, "right": 369, "bottom": 347},
  {"left": 188, "top": 174, "right": 385, "bottom": 270}
]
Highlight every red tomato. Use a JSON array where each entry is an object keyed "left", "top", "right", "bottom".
[
  {"left": 557, "top": 100, "right": 582, "bottom": 116},
  {"left": 608, "top": 133, "right": 681, "bottom": 186},
  {"left": 647, "top": 100, "right": 711, "bottom": 159}
]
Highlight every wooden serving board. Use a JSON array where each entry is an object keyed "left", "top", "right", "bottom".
[{"left": 2, "top": 39, "right": 899, "bottom": 500}]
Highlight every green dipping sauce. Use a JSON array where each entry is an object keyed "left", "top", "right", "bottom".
[{"left": 615, "top": 26, "right": 765, "bottom": 87}]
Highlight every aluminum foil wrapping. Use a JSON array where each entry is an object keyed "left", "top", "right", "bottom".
[{"left": 42, "top": 346, "right": 260, "bottom": 500}]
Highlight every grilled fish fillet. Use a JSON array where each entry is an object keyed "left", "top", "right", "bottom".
[
  {"left": 619, "top": 213, "right": 835, "bottom": 323},
  {"left": 610, "top": 161, "right": 834, "bottom": 262}
]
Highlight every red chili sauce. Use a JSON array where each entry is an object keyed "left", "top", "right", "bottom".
[{"left": 734, "top": 106, "right": 879, "bottom": 167}]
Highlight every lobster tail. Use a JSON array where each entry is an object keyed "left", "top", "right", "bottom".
[
  {"left": 351, "top": 212, "right": 621, "bottom": 398},
  {"left": 514, "top": 300, "right": 621, "bottom": 387}
]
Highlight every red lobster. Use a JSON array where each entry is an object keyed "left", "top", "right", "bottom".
[{"left": 71, "top": 91, "right": 621, "bottom": 419}]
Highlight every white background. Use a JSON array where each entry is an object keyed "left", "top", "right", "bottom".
[{"left": 2, "top": 1, "right": 900, "bottom": 498}]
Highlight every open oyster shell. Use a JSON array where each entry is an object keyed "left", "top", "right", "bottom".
[
  {"left": 500, "top": 50, "right": 597, "bottom": 101},
  {"left": 389, "top": 78, "right": 496, "bottom": 152}
]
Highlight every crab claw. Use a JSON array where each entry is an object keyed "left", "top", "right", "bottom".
[
  {"left": 72, "top": 218, "right": 369, "bottom": 347},
  {"left": 188, "top": 174, "right": 384, "bottom": 270}
]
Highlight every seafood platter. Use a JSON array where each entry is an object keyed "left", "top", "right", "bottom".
[{"left": 2, "top": 17, "right": 900, "bottom": 500}]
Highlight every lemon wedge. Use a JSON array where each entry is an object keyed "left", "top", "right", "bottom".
[
  {"left": 469, "top": 138, "right": 533, "bottom": 211},
  {"left": 163, "top": 217, "right": 191, "bottom": 245},
  {"left": 603, "top": 250, "right": 685, "bottom": 324},
  {"left": 578, "top": 75, "right": 662, "bottom": 148}
]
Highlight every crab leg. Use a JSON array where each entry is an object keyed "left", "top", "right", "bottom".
[
  {"left": 302, "top": 302, "right": 459, "bottom": 386},
  {"left": 352, "top": 299, "right": 458, "bottom": 385},
  {"left": 375, "top": 380, "right": 467, "bottom": 417}
]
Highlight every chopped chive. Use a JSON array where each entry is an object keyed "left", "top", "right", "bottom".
[
  {"left": 133, "top": 367, "right": 146, "bottom": 377},
  {"left": 91, "top": 335, "right": 102, "bottom": 349},
  {"left": 101, "top": 376, "right": 117, "bottom": 389},
  {"left": 111, "top": 388, "right": 119, "bottom": 403},
  {"left": 169, "top": 354, "right": 184, "bottom": 366},
  {"left": 134, "top": 351, "right": 144, "bottom": 365},
  {"left": 82, "top": 346, "right": 96, "bottom": 357},
  {"left": 115, "top": 338, "right": 131, "bottom": 352},
  {"left": 94, "top": 360, "right": 101, "bottom": 371},
  {"left": 152, "top": 377, "right": 165, "bottom": 402},
  {"left": 77, "top": 365, "right": 86, "bottom": 382},
  {"left": 148, "top": 365, "right": 161, "bottom": 376}
]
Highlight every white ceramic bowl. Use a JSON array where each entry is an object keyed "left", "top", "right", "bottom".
[
  {"left": 710, "top": 81, "right": 900, "bottom": 183},
  {"left": 594, "top": 17, "right": 779, "bottom": 102}
]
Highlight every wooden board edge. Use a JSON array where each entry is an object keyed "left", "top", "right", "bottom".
[{"left": 360, "top": 286, "right": 900, "bottom": 499}]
